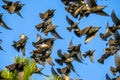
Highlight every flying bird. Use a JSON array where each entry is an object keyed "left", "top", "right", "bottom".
[
  {"left": 57, "top": 66, "right": 70, "bottom": 76},
  {"left": 2, "top": 0, "right": 24, "bottom": 18},
  {"left": 85, "top": 26, "right": 100, "bottom": 44},
  {"left": 2, "top": 0, "right": 25, "bottom": 17},
  {"left": 66, "top": 16, "right": 80, "bottom": 32},
  {"left": 100, "top": 23, "right": 112, "bottom": 41},
  {"left": 86, "top": 0, "right": 109, "bottom": 16},
  {"left": 98, "top": 48, "right": 112, "bottom": 64},
  {"left": 40, "top": 9, "right": 55, "bottom": 21},
  {"left": 6, "top": 62, "right": 26, "bottom": 72},
  {"left": 83, "top": 50, "right": 95, "bottom": 63},
  {"left": 12, "top": 34, "right": 28, "bottom": 56}
]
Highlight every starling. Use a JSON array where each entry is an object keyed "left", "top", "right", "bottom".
[{"left": 12, "top": 34, "right": 28, "bottom": 56}]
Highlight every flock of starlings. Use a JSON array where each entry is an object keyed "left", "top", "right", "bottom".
[{"left": 0, "top": 0, "right": 120, "bottom": 80}]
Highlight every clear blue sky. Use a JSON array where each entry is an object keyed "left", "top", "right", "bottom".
[{"left": 0, "top": 0, "right": 120, "bottom": 80}]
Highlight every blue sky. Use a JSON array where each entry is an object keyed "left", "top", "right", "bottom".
[{"left": 0, "top": 0, "right": 120, "bottom": 80}]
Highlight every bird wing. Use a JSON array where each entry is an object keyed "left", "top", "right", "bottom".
[
  {"left": 66, "top": 16, "right": 74, "bottom": 25},
  {"left": 51, "top": 29, "right": 63, "bottom": 39},
  {"left": 46, "top": 57, "right": 54, "bottom": 66},
  {"left": 106, "top": 74, "right": 111, "bottom": 80},
  {"left": 69, "top": 37, "right": 73, "bottom": 48},
  {"left": 80, "top": 26, "right": 91, "bottom": 35},
  {"left": 55, "top": 59, "right": 63, "bottom": 66},
  {"left": 16, "top": 11, "right": 23, "bottom": 18},
  {"left": 85, "top": 32, "right": 97, "bottom": 44},
  {"left": 111, "top": 10, "right": 120, "bottom": 25},
  {"left": 0, "top": 20, "right": 12, "bottom": 30},
  {"left": 57, "top": 49, "right": 63, "bottom": 58},
  {"left": 95, "top": 11, "right": 109, "bottom": 17}
]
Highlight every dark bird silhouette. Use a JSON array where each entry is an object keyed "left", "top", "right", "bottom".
[
  {"left": 51, "top": 67, "right": 60, "bottom": 78},
  {"left": 57, "top": 66, "right": 70, "bottom": 76},
  {"left": 85, "top": 26, "right": 100, "bottom": 44},
  {"left": 2, "top": 0, "right": 24, "bottom": 18},
  {"left": 6, "top": 62, "right": 26, "bottom": 80},
  {"left": 14, "top": 3, "right": 25, "bottom": 18},
  {"left": 12, "top": 34, "right": 28, "bottom": 56},
  {"left": 78, "top": 26, "right": 92, "bottom": 36},
  {"left": 98, "top": 48, "right": 112, "bottom": 64},
  {"left": 35, "top": 22, "right": 46, "bottom": 31},
  {"left": 2, "top": 0, "right": 18, "bottom": 14},
  {"left": 0, "top": 13, "right": 12, "bottom": 30},
  {"left": 55, "top": 50, "right": 73, "bottom": 66},
  {"left": 43, "top": 24, "right": 63, "bottom": 39},
  {"left": 6, "top": 62, "right": 26, "bottom": 72},
  {"left": 66, "top": 16, "right": 80, "bottom": 32},
  {"left": 111, "top": 10, "right": 120, "bottom": 26},
  {"left": 42, "top": 38, "right": 56, "bottom": 52},
  {"left": 40, "top": 9, "right": 55, "bottom": 21},
  {"left": 68, "top": 38, "right": 83, "bottom": 61},
  {"left": 32, "top": 34, "right": 48, "bottom": 49},
  {"left": 86, "top": 0, "right": 109, "bottom": 16},
  {"left": 100, "top": 23, "right": 112, "bottom": 41},
  {"left": 83, "top": 50, "right": 95, "bottom": 63}
]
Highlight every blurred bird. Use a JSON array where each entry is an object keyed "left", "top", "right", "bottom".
[
  {"left": 85, "top": 26, "right": 100, "bottom": 44},
  {"left": 6, "top": 62, "right": 27, "bottom": 80},
  {"left": 78, "top": 26, "right": 92, "bottom": 36},
  {"left": 35, "top": 22, "right": 46, "bottom": 31},
  {"left": 100, "top": 23, "right": 112, "bottom": 41},
  {"left": 66, "top": 16, "right": 80, "bottom": 32},
  {"left": 86, "top": 0, "right": 109, "bottom": 16},
  {"left": 2, "top": 0, "right": 24, "bottom": 18},
  {"left": 0, "top": 13, "right": 12, "bottom": 30},
  {"left": 40, "top": 9, "right": 55, "bottom": 21},
  {"left": 98, "top": 48, "right": 112, "bottom": 64},
  {"left": 111, "top": 10, "right": 120, "bottom": 27},
  {"left": 55, "top": 50, "right": 73, "bottom": 65},
  {"left": 32, "top": 34, "right": 47, "bottom": 49},
  {"left": 83, "top": 50, "right": 95, "bottom": 63},
  {"left": 57, "top": 66, "right": 70, "bottom": 76},
  {"left": 12, "top": 34, "right": 28, "bottom": 56},
  {"left": 14, "top": 3, "right": 25, "bottom": 18},
  {"left": 6, "top": 62, "right": 26, "bottom": 72},
  {"left": 43, "top": 24, "right": 63, "bottom": 39},
  {"left": 2, "top": 0, "right": 18, "bottom": 14},
  {"left": 42, "top": 38, "right": 56, "bottom": 52},
  {"left": 68, "top": 38, "right": 83, "bottom": 61}
]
